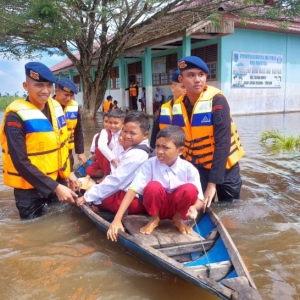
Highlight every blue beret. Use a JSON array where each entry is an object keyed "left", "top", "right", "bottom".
[
  {"left": 25, "top": 62, "right": 56, "bottom": 83},
  {"left": 178, "top": 56, "right": 210, "bottom": 74},
  {"left": 56, "top": 78, "right": 78, "bottom": 94},
  {"left": 171, "top": 70, "right": 180, "bottom": 83}
]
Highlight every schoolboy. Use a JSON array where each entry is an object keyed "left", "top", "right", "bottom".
[
  {"left": 77, "top": 111, "right": 150, "bottom": 216},
  {"left": 87, "top": 109, "right": 125, "bottom": 179},
  {"left": 107, "top": 126, "right": 204, "bottom": 242}
]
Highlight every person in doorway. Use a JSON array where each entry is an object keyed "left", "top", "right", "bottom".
[
  {"left": 0, "top": 62, "right": 79, "bottom": 219},
  {"left": 54, "top": 78, "right": 87, "bottom": 168},
  {"left": 173, "top": 56, "right": 245, "bottom": 211},
  {"left": 106, "top": 126, "right": 204, "bottom": 241},
  {"left": 150, "top": 70, "right": 185, "bottom": 149},
  {"left": 103, "top": 95, "right": 113, "bottom": 113},
  {"left": 109, "top": 100, "right": 119, "bottom": 110},
  {"left": 126, "top": 80, "right": 139, "bottom": 110}
]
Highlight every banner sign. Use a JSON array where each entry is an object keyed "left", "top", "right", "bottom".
[{"left": 232, "top": 51, "right": 283, "bottom": 88}]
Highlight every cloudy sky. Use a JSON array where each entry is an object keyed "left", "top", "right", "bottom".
[{"left": 0, "top": 55, "right": 65, "bottom": 96}]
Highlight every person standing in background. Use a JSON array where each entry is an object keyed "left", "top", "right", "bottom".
[
  {"left": 103, "top": 95, "right": 113, "bottom": 113},
  {"left": 126, "top": 80, "right": 139, "bottom": 110},
  {"left": 140, "top": 87, "right": 146, "bottom": 112},
  {"left": 153, "top": 87, "right": 163, "bottom": 113}
]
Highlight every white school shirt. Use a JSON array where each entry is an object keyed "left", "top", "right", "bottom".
[
  {"left": 130, "top": 156, "right": 204, "bottom": 200},
  {"left": 90, "top": 133, "right": 98, "bottom": 154},
  {"left": 98, "top": 128, "right": 122, "bottom": 162},
  {"left": 84, "top": 139, "right": 149, "bottom": 204}
]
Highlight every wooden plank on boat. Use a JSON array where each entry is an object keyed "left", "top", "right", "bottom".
[
  {"left": 122, "top": 215, "right": 204, "bottom": 249},
  {"left": 159, "top": 239, "right": 214, "bottom": 256},
  {"left": 192, "top": 260, "right": 232, "bottom": 281},
  {"left": 221, "top": 277, "right": 263, "bottom": 300}
]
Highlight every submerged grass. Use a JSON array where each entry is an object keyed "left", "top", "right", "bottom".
[
  {"left": 0, "top": 97, "right": 19, "bottom": 110},
  {"left": 260, "top": 129, "right": 300, "bottom": 153}
]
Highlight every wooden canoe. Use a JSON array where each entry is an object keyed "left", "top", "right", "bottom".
[{"left": 79, "top": 204, "right": 262, "bottom": 300}]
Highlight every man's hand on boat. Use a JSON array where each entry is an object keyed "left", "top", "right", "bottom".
[
  {"left": 107, "top": 219, "right": 124, "bottom": 242},
  {"left": 54, "top": 184, "right": 78, "bottom": 204},
  {"left": 77, "top": 153, "right": 88, "bottom": 163},
  {"left": 202, "top": 182, "right": 216, "bottom": 212},
  {"left": 66, "top": 172, "right": 82, "bottom": 191}
]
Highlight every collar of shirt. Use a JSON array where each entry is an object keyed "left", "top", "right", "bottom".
[{"left": 158, "top": 156, "right": 181, "bottom": 175}]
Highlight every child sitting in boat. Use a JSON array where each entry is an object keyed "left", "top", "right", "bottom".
[
  {"left": 76, "top": 111, "right": 150, "bottom": 215},
  {"left": 106, "top": 125, "right": 204, "bottom": 242},
  {"left": 86, "top": 109, "right": 125, "bottom": 181}
]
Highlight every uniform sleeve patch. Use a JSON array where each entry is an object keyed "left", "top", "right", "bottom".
[
  {"left": 8, "top": 127, "right": 21, "bottom": 141},
  {"left": 212, "top": 105, "right": 222, "bottom": 113},
  {"left": 213, "top": 110, "right": 222, "bottom": 125},
  {"left": 7, "top": 121, "right": 21, "bottom": 128}
]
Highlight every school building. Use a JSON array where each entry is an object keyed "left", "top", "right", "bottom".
[{"left": 50, "top": 4, "right": 300, "bottom": 115}]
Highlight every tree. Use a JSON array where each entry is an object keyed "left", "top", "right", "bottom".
[{"left": 0, "top": 0, "right": 299, "bottom": 118}]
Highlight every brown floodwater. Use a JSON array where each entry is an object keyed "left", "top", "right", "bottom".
[{"left": 1, "top": 111, "right": 300, "bottom": 300}]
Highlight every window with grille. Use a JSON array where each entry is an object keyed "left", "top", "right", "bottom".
[
  {"left": 152, "top": 53, "right": 178, "bottom": 86},
  {"left": 110, "top": 67, "right": 120, "bottom": 89},
  {"left": 191, "top": 44, "right": 218, "bottom": 81}
]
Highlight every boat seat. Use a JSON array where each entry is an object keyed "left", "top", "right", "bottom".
[{"left": 122, "top": 215, "right": 204, "bottom": 249}]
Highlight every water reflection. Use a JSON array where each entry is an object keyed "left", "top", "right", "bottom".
[{"left": 0, "top": 111, "right": 300, "bottom": 299}]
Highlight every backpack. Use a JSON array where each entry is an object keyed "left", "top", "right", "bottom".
[{"left": 94, "top": 128, "right": 112, "bottom": 149}]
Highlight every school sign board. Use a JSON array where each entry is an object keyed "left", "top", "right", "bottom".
[{"left": 231, "top": 51, "right": 283, "bottom": 88}]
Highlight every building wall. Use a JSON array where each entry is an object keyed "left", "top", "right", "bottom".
[{"left": 220, "top": 28, "right": 300, "bottom": 115}]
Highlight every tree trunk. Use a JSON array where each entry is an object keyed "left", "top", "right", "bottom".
[{"left": 81, "top": 77, "right": 107, "bottom": 120}]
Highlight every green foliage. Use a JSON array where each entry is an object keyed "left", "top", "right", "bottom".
[
  {"left": 260, "top": 129, "right": 300, "bottom": 153},
  {"left": 0, "top": 96, "right": 19, "bottom": 111}
]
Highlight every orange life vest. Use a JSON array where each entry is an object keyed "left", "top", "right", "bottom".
[
  {"left": 172, "top": 86, "right": 245, "bottom": 169},
  {"left": 129, "top": 84, "right": 138, "bottom": 97},
  {"left": 103, "top": 100, "right": 112, "bottom": 113}
]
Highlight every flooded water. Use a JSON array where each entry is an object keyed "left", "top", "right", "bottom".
[{"left": 1, "top": 110, "right": 300, "bottom": 300}]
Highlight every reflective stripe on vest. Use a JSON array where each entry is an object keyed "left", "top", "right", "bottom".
[
  {"left": 64, "top": 100, "right": 78, "bottom": 150},
  {"left": 172, "top": 86, "right": 245, "bottom": 169},
  {"left": 159, "top": 100, "right": 173, "bottom": 130},
  {"left": 0, "top": 99, "right": 70, "bottom": 189}
]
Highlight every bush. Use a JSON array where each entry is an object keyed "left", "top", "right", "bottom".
[{"left": 0, "top": 97, "right": 19, "bottom": 111}]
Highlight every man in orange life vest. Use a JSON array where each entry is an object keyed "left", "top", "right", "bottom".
[
  {"left": 103, "top": 95, "right": 113, "bottom": 113},
  {"left": 54, "top": 78, "right": 87, "bottom": 168},
  {"left": 172, "top": 56, "right": 245, "bottom": 211},
  {"left": 0, "top": 62, "right": 79, "bottom": 219},
  {"left": 126, "top": 80, "right": 139, "bottom": 110}
]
